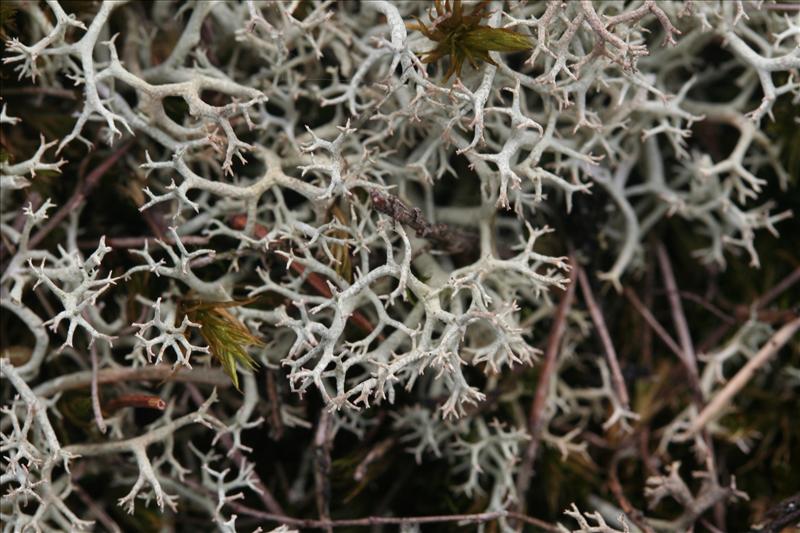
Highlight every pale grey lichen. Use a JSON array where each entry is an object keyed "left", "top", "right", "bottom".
[{"left": 1, "top": 1, "right": 797, "bottom": 531}]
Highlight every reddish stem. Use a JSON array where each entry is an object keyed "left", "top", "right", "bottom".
[
  {"left": 229, "top": 215, "right": 381, "bottom": 338},
  {"left": 104, "top": 393, "right": 167, "bottom": 413},
  {"left": 29, "top": 141, "right": 133, "bottom": 250},
  {"left": 515, "top": 255, "right": 577, "bottom": 513}
]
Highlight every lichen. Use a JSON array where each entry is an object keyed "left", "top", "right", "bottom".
[{"left": 1, "top": 1, "right": 798, "bottom": 531}]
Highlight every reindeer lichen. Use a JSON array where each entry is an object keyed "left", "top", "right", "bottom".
[{"left": 1, "top": 1, "right": 798, "bottom": 531}]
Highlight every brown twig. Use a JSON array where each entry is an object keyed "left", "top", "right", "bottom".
[
  {"left": 72, "top": 482, "right": 123, "bottom": 533},
  {"left": 699, "top": 266, "right": 800, "bottom": 352},
  {"left": 577, "top": 265, "right": 630, "bottom": 408},
  {"left": 748, "top": 493, "right": 800, "bottom": 533},
  {"left": 700, "top": 518, "right": 727, "bottom": 533},
  {"left": 221, "top": 497, "right": 560, "bottom": 531},
  {"left": 369, "top": 190, "right": 477, "bottom": 255},
  {"left": 104, "top": 394, "right": 167, "bottom": 413},
  {"left": 33, "top": 365, "right": 231, "bottom": 397},
  {"left": 669, "top": 290, "right": 735, "bottom": 325},
  {"left": 624, "top": 287, "right": 683, "bottom": 361},
  {"left": 641, "top": 259, "right": 655, "bottom": 369},
  {"left": 0, "top": 86, "right": 78, "bottom": 99},
  {"left": 688, "top": 316, "right": 800, "bottom": 437},
  {"left": 515, "top": 256, "right": 577, "bottom": 513},
  {"left": 757, "top": 3, "right": 800, "bottom": 11},
  {"left": 655, "top": 246, "right": 726, "bottom": 526},
  {"left": 755, "top": 266, "right": 800, "bottom": 310},
  {"left": 140, "top": 204, "right": 169, "bottom": 242},
  {"left": 229, "top": 214, "right": 381, "bottom": 339},
  {"left": 266, "top": 369, "right": 284, "bottom": 440},
  {"left": 314, "top": 411, "right": 334, "bottom": 533},
  {"left": 699, "top": 322, "right": 735, "bottom": 354},
  {"left": 608, "top": 449, "right": 656, "bottom": 533},
  {"left": 28, "top": 141, "right": 134, "bottom": 251},
  {"left": 184, "top": 384, "right": 286, "bottom": 515},
  {"left": 656, "top": 243, "right": 703, "bottom": 405},
  {"left": 354, "top": 438, "right": 394, "bottom": 483},
  {"left": 638, "top": 425, "right": 659, "bottom": 476},
  {"left": 0, "top": 230, "right": 16, "bottom": 260}
]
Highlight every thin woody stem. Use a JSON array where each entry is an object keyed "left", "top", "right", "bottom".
[
  {"left": 104, "top": 394, "right": 167, "bottom": 413},
  {"left": 577, "top": 265, "right": 630, "bottom": 408},
  {"left": 688, "top": 316, "right": 800, "bottom": 437},
  {"left": 184, "top": 384, "right": 286, "bottom": 516},
  {"left": 515, "top": 255, "right": 577, "bottom": 511},
  {"left": 32, "top": 365, "right": 231, "bottom": 397},
  {"left": 28, "top": 141, "right": 133, "bottom": 250},
  {"left": 624, "top": 287, "right": 683, "bottom": 361},
  {"left": 755, "top": 266, "right": 800, "bottom": 310},
  {"left": 369, "top": 190, "right": 477, "bottom": 254},
  {"left": 218, "top": 493, "right": 560, "bottom": 531},
  {"left": 657, "top": 243, "right": 703, "bottom": 406}
]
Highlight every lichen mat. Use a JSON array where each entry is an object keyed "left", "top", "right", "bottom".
[{"left": 1, "top": 1, "right": 798, "bottom": 531}]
